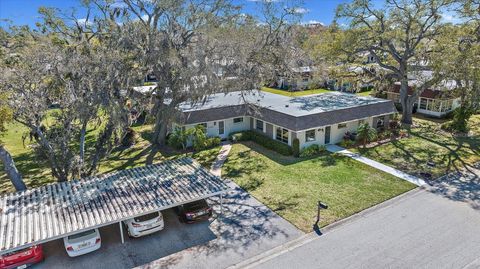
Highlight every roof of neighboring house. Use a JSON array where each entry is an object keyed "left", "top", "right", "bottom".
[
  {"left": 0, "top": 158, "right": 229, "bottom": 255},
  {"left": 178, "top": 91, "right": 396, "bottom": 131},
  {"left": 389, "top": 83, "right": 456, "bottom": 99}
]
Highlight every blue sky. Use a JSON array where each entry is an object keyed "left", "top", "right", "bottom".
[
  {"left": 0, "top": 0, "right": 460, "bottom": 28},
  {"left": 0, "top": 0, "right": 353, "bottom": 28}
]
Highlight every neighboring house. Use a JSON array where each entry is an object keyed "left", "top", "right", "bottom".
[
  {"left": 174, "top": 91, "right": 396, "bottom": 149},
  {"left": 386, "top": 78, "right": 460, "bottom": 118},
  {"left": 277, "top": 66, "right": 317, "bottom": 91}
]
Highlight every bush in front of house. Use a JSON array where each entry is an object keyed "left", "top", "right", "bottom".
[
  {"left": 292, "top": 138, "right": 300, "bottom": 157},
  {"left": 205, "top": 136, "right": 221, "bottom": 149},
  {"left": 229, "top": 130, "right": 293, "bottom": 155},
  {"left": 339, "top": 139, "right": 355, "bottom": 148},
  {"left": 356, "top": 123, "right": 378, "bottom": 148},
  {"left": 299, "top": 144, "right": 326, "bottom": 158},
  {"left": 229, "top": 131, "right": 252, "bottom": 142}
]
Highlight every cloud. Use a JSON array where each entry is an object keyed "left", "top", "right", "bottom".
[
  {"left": 76, "top": 18, "right": 93, "bottom": 26},
  {"left": 441, "top": 11, "right": 464, "bottom": 24},
  {"left": 293, "top": 7, "right": 309, "bottom": 14},
  {"left": 303, "top": 20, "right": 324, "bottom": 25}
]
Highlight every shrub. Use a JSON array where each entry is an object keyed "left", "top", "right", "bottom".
[
  {"left": 143, "top": 82, "right": 156, "bottom": 86},
  {"left": 292, "top": 138, "right": 300, "bottom": 157},
  {"left": 229, "top": 130, "right": 292, "bottom": 155},
  {"left": 339, "top": 139, "right": 355, "bottom": 148},
  {"left": 356, "top": 123, "right": 377, "bottom": 148},
  {"left": 205, "top": 136, "right": 221, "bottom": 149},
  {"left": 229, "top": 131, "right": 252, "bottom": 142},
  {"left": 299, "top": 144, "right": 326, "bottom": 158},
  {"left": 441, "top": 107, "right": 473, "bottom": 133},
  {"left": 122, "top": 128, "right": 137, "bottom": 147},
  {"left": 168, "top": 127, "right": 189, "bottom": 149}
]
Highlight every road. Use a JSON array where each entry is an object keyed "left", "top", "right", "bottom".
[{"left": 250, "top": 166, "right": 480, "bottom": 269}]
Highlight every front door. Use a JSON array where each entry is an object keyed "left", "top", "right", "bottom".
[
  {"left": 218, "top": 121, "right": 225, "bottom": 138},
  {"left": 324, "top": 126, "right": 331, "bottom": 144}
]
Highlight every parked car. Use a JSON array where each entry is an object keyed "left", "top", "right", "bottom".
[
  {"left": 124, "top": 211, "right": 164, "bottom": 238},
  {"left": 63, "top": 229, "right": 101, "bottom": 257},
  {"left": 0, "top": 245, "right": 43, "bottom": 269},
  {"left": 176, "top": 199, "right": 213, "bottom": 223}
]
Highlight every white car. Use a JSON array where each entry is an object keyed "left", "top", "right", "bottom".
[
  {"left": 63, "top": 229, "right": 101, "bottom": 257},
  {"left": 124, "top": 211, "right": 164, "bottom": 238}
]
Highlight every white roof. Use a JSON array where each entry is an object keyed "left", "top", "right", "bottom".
[
  {"left": 178, "top": 91, "right": 390, "bottom": 117},
  {"left": 0, "top": 158, "right": 229, "bottom": 254}
]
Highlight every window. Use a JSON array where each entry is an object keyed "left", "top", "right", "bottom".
[
  {"left": 376, "top": 119, "right": 384, "bottom": 128},
  {"left": 233, "top": 117, "right": 243, "bottom": 124},
  {"left": 338, "top": 123, "right": 347, "bottom": 129},
  {"left": 276, "top": 127, "right": 289, "bottom": 143},
  {"left": 305, "top": 130, "right": 316, "bottom": 142},
  {"left": 419, "top": 98, "right": 428, "bottom": 110},
  {"left": 256, "top": 119, "right": 264, "bottom": 132}
]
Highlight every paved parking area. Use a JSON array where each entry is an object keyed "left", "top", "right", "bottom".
[{"left": 34, "top": 180, "right": 302, "bottom": 269}]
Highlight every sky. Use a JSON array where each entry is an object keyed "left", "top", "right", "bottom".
[
  {"left": 0, "top": 0, "right": 461, "bottom": 29},
  {"left": 0, "top": 0, "right": 355, "bottom": 28}
]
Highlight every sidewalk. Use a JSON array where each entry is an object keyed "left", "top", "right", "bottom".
[
  {"left": 326, "top": 144, "right": 426, "bottom": 186},
  {"left": 210, "top": 142, "right": 232, "bottom": 177}
]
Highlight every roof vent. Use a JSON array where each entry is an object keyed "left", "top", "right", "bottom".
[
  {"left": 257, "top": 99, "right": 261, "bottom": 102},
  {"left": 285, "top": 104, "right": 289, "bottom": 108}
]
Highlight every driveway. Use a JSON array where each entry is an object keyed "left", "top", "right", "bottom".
[
  {"left": 248, "top": 165, "right": 480, "bottom": 269},
  {"left": 35, "top": 180, "right": 302, "bottom": 269}
]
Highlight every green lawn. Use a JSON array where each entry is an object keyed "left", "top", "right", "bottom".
[
  {"left": 356, "top": 90, "right": 373, "bottom": 96},
  {"left": 353, "top": 115, "right": 480, "bottom": 179},
  {"left": 262, "top": 87, "right": 331, "bottom": 97},
  {"left": 222, "top": 141, "right": 415, "bottom": 232},
  {"left": 0, "top": 121, "right": 220, "bottom": 194}
]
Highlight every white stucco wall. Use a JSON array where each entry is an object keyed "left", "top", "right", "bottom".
[{"left": 294, "top": 116, "right": 375, "bottom": 149}]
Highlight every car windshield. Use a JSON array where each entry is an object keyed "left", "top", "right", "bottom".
[
  {"left": 134, "top": 212, "right": 159, "bottom": 223},
  {"left": 68, "top": 229, "right": 96, "bottom": 240},
  {"left": 183, "top": 200, "right": 208, "bottom": 211}
]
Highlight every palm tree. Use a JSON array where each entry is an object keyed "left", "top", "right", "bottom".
[{"left": 357, "top": 123, "right": 377, "bottom": 148}]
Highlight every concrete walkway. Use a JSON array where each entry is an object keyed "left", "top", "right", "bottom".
[
  {"left": 326, "top": 144, "right": 426, "bottom": 186},
  {"left": 210, "top": 142, "right": 233, "bottom": 177}
]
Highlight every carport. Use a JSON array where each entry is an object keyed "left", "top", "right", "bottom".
[{"left": 0, "top": 157, "right": 229, "bottom": 255}]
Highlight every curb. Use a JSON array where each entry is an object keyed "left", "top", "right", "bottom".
[{"left": 228, "top": 186, "right": 424, "bottom": 269}]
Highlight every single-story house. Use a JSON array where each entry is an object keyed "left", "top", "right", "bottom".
[
  {"left": 276, "top": 66, "right": 317, "bottom": 91},
  {"left": 174, "top": 91, "right": 396, "bottom": 149},
  {"left": 386, "top": 82, "right": 460, "bottom": 118}
]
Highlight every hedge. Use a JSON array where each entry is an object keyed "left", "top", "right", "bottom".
[{"left": 229, "top": 131, "right": 293, "bottom": 156}]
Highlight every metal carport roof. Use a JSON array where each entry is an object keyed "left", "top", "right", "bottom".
[{"left": 0, "top": 157, "right": 229, "bottom": 254}]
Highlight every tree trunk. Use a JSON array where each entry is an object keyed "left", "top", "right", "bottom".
[
  {"left": 0, "top": 145, "right": 26, "bottom": 191},
  {"left": 79, "top": 120, "right": 88, "bottom": 165},
  {"left": 151, "top": 100, "right": 171, "bottom": 146},
  {"left": 399, "top": 79, "right": 414, "bottom": 126}
]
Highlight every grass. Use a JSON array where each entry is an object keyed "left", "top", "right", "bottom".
[
  {"left": 0, "top": 121, "right": 221, "bottom": 194},
  {"left": 223, "top": 141, "right": 415, "bottom": 232},
  {"left": 261, "top": 87, "right": 331, "bottom": 97},
  {"left": 356, "top": 90, "right": 373, "bottom": 96},
  {"left": 352, "top": 115, "right": 480, "bottom": 179}
]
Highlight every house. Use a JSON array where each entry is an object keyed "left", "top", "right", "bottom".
[
  {"left": 386, "top": 79, "right": 460, "bottom": 118},
  {"left": 276, "top": 66, "right": 318, "bottom": 91},
  {"left": 174, "top": 91, "right": 396, "bottom": 149}
]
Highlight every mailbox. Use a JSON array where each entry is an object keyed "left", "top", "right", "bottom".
[{"left": 318, "top": 201, "right": 328, "bottom": 209}]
